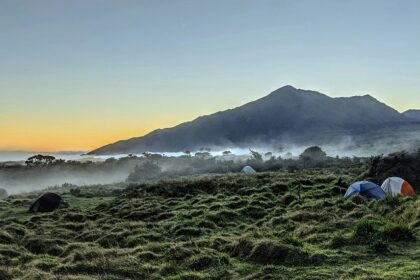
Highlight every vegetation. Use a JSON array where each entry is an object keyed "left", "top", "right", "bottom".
[
  {"left": 365, "top": 149, "right": 420, "bottom": 190},
  {"left": 0, "top": 165, "right": 419, "bottom": 279}
]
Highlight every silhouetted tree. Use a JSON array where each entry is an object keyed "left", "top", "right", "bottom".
[
  {"left": 127, "top": 161, "right": 162, "bottom": 182},
  {"left": 299, "top": 146, "right": 327, "bottom": 161},
  {"left": 25, "top": 155, "right": 56, "bottom": 166}
]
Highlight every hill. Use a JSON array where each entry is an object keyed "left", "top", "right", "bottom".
[
  {"left": 1, "top": 169, "right": 419, "bottom": 279},
  {"left": 90, "top": 86, "right": 415, "bottom": 155}
]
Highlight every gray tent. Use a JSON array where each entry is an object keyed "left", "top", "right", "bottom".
[
  {"left": 0, "top": 188, "right": 7, "bottom": 199},
  {"left": 241, "top": 166, "right": 256, "bottom": 174}
]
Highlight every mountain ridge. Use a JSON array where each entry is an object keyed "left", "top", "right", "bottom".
[{"left": 89, "top": 86, "right": 418, "bottom": 155}]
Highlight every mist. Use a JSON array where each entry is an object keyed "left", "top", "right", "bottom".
[{"left": 2, "top": 130, "right": 419, "bottom": 196}]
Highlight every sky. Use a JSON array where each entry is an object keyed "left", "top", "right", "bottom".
[{"left": 1, "top": 0, "right": 420, "bottom": 152}]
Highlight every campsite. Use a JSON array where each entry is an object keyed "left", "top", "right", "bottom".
[
  {"left": 0, "top": 150, "right": 420, "bottom": 279},
  {"left": 2, "top": 1, "right": 420, "bottom": 279}
]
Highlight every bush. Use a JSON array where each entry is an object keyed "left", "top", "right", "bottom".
[
  {"left": 381, "top": 224, "right": 415, "bottom": 242},
  {"left": 127, "top": 161, "right": 162, "bottom": 182},
  {"left": 353, "top": 220, "right": 379, "bottom": 242},
  {"left": 353, "top": 219, "right": 415, "bottom": 245}
]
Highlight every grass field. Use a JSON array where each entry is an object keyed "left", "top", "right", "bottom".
[{"left": 0, "top": 167, "right": 419, "bottom": 279}]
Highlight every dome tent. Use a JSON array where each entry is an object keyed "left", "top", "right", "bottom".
[
  {"left": 0, "top": 188, "right": 7, "bottom": 199},
  {"left": 241, "top": 166, "right": 256, "bottom": 174},
  {"left": 344, "top": 181, "right": 386, "bottom": 200},
  {"left": 381, "top": 177, "right": 415, "bottom": 197},
  {"left": 29, "top": 193, "right": 69, "bottom": 213}
]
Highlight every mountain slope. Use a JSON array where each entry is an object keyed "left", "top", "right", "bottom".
[
  {"left": 90, "top": 86, "right": 411, "bottom": 154},
  {"left": 403, "top": 110, "right": 420, "bottom": 121}
]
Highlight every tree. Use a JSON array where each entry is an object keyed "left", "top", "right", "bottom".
[
  {"left": 126, "top": 161, "right": 162, "bottom": 182},
  {"left": 249, "top": 149, "right": 263, "bottom": 162},
  {"left": 299, "top": 146, "right": 327, "bottom": 161},
  {"left": 25, "top": 155, "right": 56, "bottom": 166}
]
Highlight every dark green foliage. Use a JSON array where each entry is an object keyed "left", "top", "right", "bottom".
[
  {"left": 299, "top": 146, "right": 327, "bottom": 162},
  {"left": 381, "top": 224, "right": 415, "bottom": 242},
  {"left": 126, "top": 161, "right": 162, "bottom": 182},
  {"left": 371, "top": 240, "right": 389, "bottom": 254},
  {"left": 353, "top": 219, "right": 415, "bottom": 244},
  {"left": 366, "top": 151, "right": 420, "bottom": 191}
]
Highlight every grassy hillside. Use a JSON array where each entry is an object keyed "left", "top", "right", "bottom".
[{"left": 1, "top": 167, "right": 419, "bottom": 279}]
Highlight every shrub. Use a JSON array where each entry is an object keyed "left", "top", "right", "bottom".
[
  {"left": 381, "top": 224, "right": 415, "bottom": 242},
  {"left": 353, "top": 219, "right": 415, "bottom": 244},
  {"left": 127, "top": 162, "right": 162, "bottom": 182},
  {"left": 353, "top": 220, "right": 380, "bottom": 242}
]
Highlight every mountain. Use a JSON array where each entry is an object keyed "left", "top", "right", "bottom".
[
  {"left": 403, "top": 110, "right": 420, "bottom": 121},
  {"left": 89, "top": 86, "right": 416, "bottom": 155}
]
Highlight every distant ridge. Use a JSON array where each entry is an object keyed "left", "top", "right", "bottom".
[
  {"left": 403, "top": 110, "right": 420, "bottom": 121},
  {"left": 89, "top": 86, "right": 419, "bottom": 155}
]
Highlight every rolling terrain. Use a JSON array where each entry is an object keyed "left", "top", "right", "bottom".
[{"left": 1, "top": 168, "right": 419, "bottom": 279}]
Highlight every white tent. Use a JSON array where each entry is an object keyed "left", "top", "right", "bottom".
[
  {"left": 241, "top": 166, "right": 256, "bottom": 174},
  {"left": 381, "top": 177, "right": 415, "bottom": 197}
]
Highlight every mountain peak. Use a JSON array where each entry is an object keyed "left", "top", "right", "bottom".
[
  {"left": 267, "top": 85, "right": 298, "bottom": 96},
  {"left": 277, "top": 85, "right": 297, "bottom": 91},
  {"left": 89, "top": 86, "right": 410, "bottom": 155}
]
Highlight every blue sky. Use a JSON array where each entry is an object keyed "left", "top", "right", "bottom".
[{"left": 1, "top": 0, "right": 419, "bottom": 150}]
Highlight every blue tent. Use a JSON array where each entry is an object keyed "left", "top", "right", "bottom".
[{"left": 344, "top": 181, "right": 387, "bottom": 200}]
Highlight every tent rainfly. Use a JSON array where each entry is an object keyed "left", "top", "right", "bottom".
[
  {"left": 381, "top": 177, "right": 415, "bottom": 197},
  {"left": 344, "top": 181, "right": 387, "bottom": 200},
  {"left": 29, "top": 193, "right": 69, "bottom": 213},
  {"left": 241, "top": 166, "right": 256, "bottom": 174}
]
